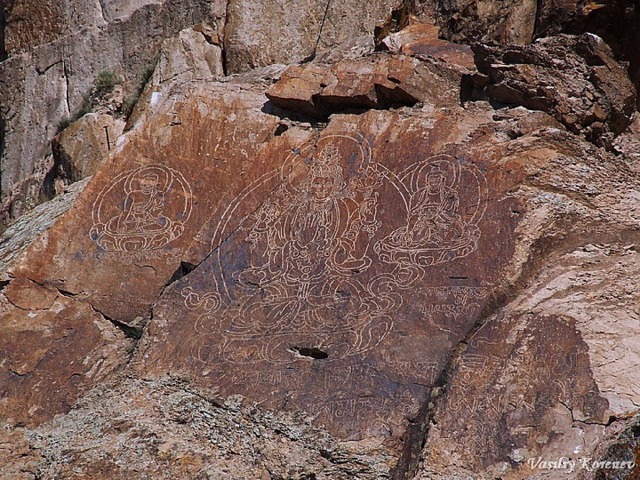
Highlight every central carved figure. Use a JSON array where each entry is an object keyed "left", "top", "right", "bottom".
[{"left": 222, "top": 143, "right": 385, "bottom": 361}]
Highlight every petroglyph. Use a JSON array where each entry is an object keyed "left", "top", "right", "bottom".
[
  {"left": 186, "top": 138, "right": 490, "bottom": 367},
  {"left": 376, "top": 154, "right": 488, "bottom": 273},
  {"left": 128, "top": 129, "right": 519, "bottom": 441},
  {"left": 90, "top": 164, "right": 192, "bottom": 252}
]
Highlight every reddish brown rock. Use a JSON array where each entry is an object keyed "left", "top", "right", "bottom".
[
  {"left": 267, "top": 52, "right": 465, "bottom": 119},
  {"left": 11, "top": 83, "right": 280, "bottom": 325},
  {"left": 134, "top": 103, "right": 525, "bottom": 449},
  {"left": 471, "top": 33, "right": 637, "bottom": 147},
  {"left": 0, "top": 81, "right": 280, "bottom": 426},
  {"left": 0, "top": 285, "right": 132, "bottom": 425},
  {"left": 2, "top": 6, "right": 640, "bottom": 477},
  {"left": 421, "top": 314, "right": 608, "bottom": 478},
  {"left": 0, "top": 426, "right": 40, "bottom": 479},
  {"left": 382, "top": 22, "right": 475, "bottom": 70}
]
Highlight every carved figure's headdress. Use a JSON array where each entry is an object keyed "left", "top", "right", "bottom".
[{"left": 309, "top": 144, "right": 343, "bottom": 182}]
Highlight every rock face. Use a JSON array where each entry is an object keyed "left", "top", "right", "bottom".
[
  {"left": 0, "top": 0, "right": 227, "bottom": 227},
  {"left": 224, "top": 0, "right": 399, "bottom": 74},
  {"left": 137, "top": 104, "right": 520, "bottom": 446},
  {"left": 2, "top": 2, "right": 640, "bottom": 480},
  {"left": 471, "top": 33, "right": 637, "bottom": 147}
]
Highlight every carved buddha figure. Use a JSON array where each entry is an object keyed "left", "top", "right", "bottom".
[
  {"left": 407, "top": 166, "right": 464, "bottom": 245},
  {"left": 227, "top": 144, "right": 377, "bottom": 341},
  {"left": 387, "top": 165, "right": 465, "bottom": 250},
  {"left": 90, "top": 164, "right": 192, "bottom": 252},
  {"left": 107, "top": 172, "right": 169, "bottom": 235}
]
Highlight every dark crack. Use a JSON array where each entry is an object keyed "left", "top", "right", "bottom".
[
  {"left": 290, "top": 346, "right": 329, "bottom": 359},
  {"left": 35, "top": 59, "right": 63, "bottom": 76},
  {"left": 221, "top": 0, "right": 233, "bottom": 77},
  {"left": 88, "top": 303, "right": 143, "bottom": 340},
  {"left": 0, "top": 2, "right": 6, "bottom": 62},
  {"left": 62, "top": 48, "right": 72, "bottom": 115},
  {"left": 165, "top": 261, "right": 197, "bottom": 287}
]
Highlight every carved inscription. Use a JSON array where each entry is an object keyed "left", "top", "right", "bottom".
[
  {"left": 136, "top": 132, "right": 509, "bottom": 439},
  {"left": 437, "top": 315, "right": 608, "bottom": 468},
  {"left": 90, "top": 164, "right": 192, "bottom": 252},
  {"left": 186, "top": 137, "right": 489, "bottom": 367}
]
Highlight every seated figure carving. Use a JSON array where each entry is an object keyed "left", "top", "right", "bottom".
[
  {"left": 376, "top": 157, "right": 484, "bottom": 269},
  {"left": 218, "top": 144, "right": 389, "bottom": 362},
  {"left": 90, "top": 164, "right": 191, "bottom": 252}
]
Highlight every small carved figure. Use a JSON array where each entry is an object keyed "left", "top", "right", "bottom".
[{"left": 90, "top": 164, "right": 192, "bottom": 251}]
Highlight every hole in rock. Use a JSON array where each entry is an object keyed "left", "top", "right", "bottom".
[
  {"left": 291, "top": 346, "right": 329, "bottom": 359},
  {"left": 166, "top": 261, "right": 197, "bottom": 286},
  {"left": 274, "top": 123, "right": 288, "bottom": 136}
]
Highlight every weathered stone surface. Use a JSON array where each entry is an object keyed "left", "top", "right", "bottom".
[
  {"left": 420, "top": 313, "right": 609, "bottom": 478},
  {"left": 224, "top": 0, "right": 399, "bottom": 74},
  {"left": 471, "top": 34, "right": 637, "bottom": 147},
  {"left": 0, "top": 283, "right": 133, "bottom": 425},
  {"left": 135, "top": 95, "right": 523, "bottom": 449},
  {"left": 435, "top": 0, "right": 614, "bottom": 45},
  {"left": 420, "top": 239, "right": 640, "bottom": 478},
  {"left": 435, "top": 0, "right": 640, "bottom": 109},
  {"left": 0, "top": 0, "right": 226, "bottom": 226},
  {"left": 382, "top": 22, "right": 475, "bottom": 70},
  {"left": 1, "top": 0, "right": 223, "bottom": 56},
  {"left": 436, "top": 0, "right": 539, "bottom": 44},
  {"left": 0, "top": 178, "right": 88, "bottom": 272},
  {"left": 2, "top": 2, "right": 640, "bottom": 478},
  {"left": 0, "top": 424, "right": 40, "bottom": 480},
  {"left": 415, "top": 124, "right": 640, "bottom": 479},
  {"left": 266, "top": 51, "right": 467, "bottom": 119},
  {"left": 11, "top": 82, "right": 279, "bottom": 326},
  {"left": 20, "top": 377, "right": 393, "bottom": 479},
  {"left": 152, "top": 26, "right": 225, "bottom": 86},
  {"left": 48, "top": 113, "right": 126, "bottom": 196},
  {"left": 613, "top": 114, "right": 640, "bottom": 168},
  {"left": 0, "top": 79, "right": 281, "bottom": 426},
  {"left": 588, "top": 415, "right": 640, "bottom": 480}
]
